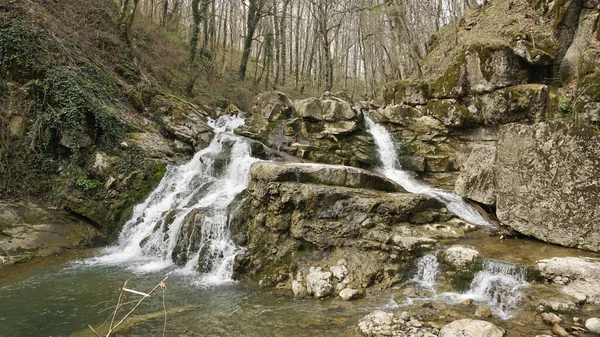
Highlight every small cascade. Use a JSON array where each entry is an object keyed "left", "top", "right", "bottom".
[
  {"left": 87, "top": 115, "right": 261, "bottom": 284},
  {"left": 412, "top": 254, "right": 439, "bottom": 290},
  {"left": 364, "top": 116, "right": 492, "bottom": 227},
  {"left": 440, "top": 260, "right": 528, "bottom": 319}
]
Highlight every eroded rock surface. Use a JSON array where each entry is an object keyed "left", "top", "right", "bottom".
[
  {"left": 233, "top": 162, "right": 469, "bottom": 292},
  {"left": 0, "top": 201, "right": 106, "bottom": 266},
  {"left": 495, "top": 122, "right": 600, "bottom": 251}
]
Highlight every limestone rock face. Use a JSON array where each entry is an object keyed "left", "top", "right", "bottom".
[
  {"left": 455, "top": 145, "right": 496, "bottom": 205},
  {"left": 151, "top": 94, "right": 214, "bottom": 151},
  {"left": 439, "top": 319, "right": 505, "bottom": 337},
  {"left": 0, "top": 201, "right": 106, "bottom": 266},
  {"left": 237, "top": 92, "right": 378, "bottom": 169},
  {"left": 495, "top": 122, "right": 600, "bottom": 251},
  {"left": 249, "top": 162, "right": 402, "bottom": 192},
  {"left": 537, "top": 257, "right": 600, "bottom": 304},
  {"left": 233, "top": 162, "right": 465, "bottom": 289}
]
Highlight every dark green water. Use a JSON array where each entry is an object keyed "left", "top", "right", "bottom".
[{"left": 0, "top": 250, "right": 386, "bottom": 337}]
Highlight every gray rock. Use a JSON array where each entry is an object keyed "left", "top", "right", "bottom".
[
  {"left": 455, "top": 145, "right": 496, "bottom": 205},
  {"left": 442, "top": 245, "right": 479, "bottom": 270},
  {"left": 357, "top": 310, "right": 395, "bottom": 337},
  {"left": 249, "top": 162, "right": 402, "bottom": 193},
  {"left": 537, "top": 257, "right": 600, "bottom": 304},
  {"left": 585, "top": 317, "right": 600, "bottom": 334},
  {"left": 330, "top": 264, "right": 348, "bottom": 280},
  {"left": 291, "top": 280, "right": 307, "bottom": 297},
  {"left": 339, "top": 288, "right": 360, "bottom": 301},
  {"left": 306, "top": 269, "right": 334, "bottom": 298},
  {"left": 439, "top": 319, "right": 505, "bottom": 337},
  {"left": 475, "top": 306, "right": 492, "bottom": 318},
  {"left": 0, "top": 201, "right": 106, "bottom": 266},
  {"left": 495, "top": 122, "right": 600, "bottom": 251},
  {"left": 541, "top": 312, "right": 562, "bottom": 325}
]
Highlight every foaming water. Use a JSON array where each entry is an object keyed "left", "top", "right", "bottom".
[
  {"left": 438, "top": 260, "right": 528, "bottom": 319},
  {"left": 364, "top": 115, "right": 492, "bottom": 227},
  {"left": 84, "top": 115, "right": 260, "bottom": 284},
  {"left": 412, "top": 254, "right": 439, "bottom": 290}
]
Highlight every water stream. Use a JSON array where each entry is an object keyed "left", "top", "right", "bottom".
[
  {"left": 410, "top": 254, "right": 528, "bottom": 319},
  {"left": 364, "top": 116, "right": 492, "bottom": 228},
  {"left": 85, "top": 115, "right": 260, "bottom": 283}
]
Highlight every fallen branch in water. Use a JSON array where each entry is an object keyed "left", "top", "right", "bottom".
[{"left": 88, "top": 275, "right": 169, "bottom": 337}]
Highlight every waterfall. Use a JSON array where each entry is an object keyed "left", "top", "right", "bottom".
[
  {"left": 86, "top": 115, "right": 261, "bottom": 284},
  {"left": 364, "top": 116, "right": 492, "bottom": 227},
  {"left": 439, "top": 260, "right": 528, "bottom": 319},
  {"left": 412, "top": 254, "right": 439, "bottom": 290}
]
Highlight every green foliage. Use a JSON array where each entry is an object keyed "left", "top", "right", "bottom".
[
  {"left": 28, "top": 66, "right": 128, "bottom": 156},
  {"left": 0, "top": 26, "right": 37, "bottom": 81},
  {"left": 75, "top": 175, "right": 102, "bottom": 191},
  {"left": 558, "top": 98, "right": 573, "bottom": 116}
]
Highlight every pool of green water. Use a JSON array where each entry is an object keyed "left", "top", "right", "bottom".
[{"left": 0, "top": 250, "right": 387, "bottom": 337}]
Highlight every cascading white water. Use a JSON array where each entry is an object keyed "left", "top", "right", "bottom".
[
  {"left": 86, "top": 115, "right": 260, "bottom": 284},
  {"left": 364, "top": 116, "right": 492, "bottom": 227},
  {"left": 439, "top": 260, "right": 528, "bottom": 319},
  {"left": 412, "top": 254, "right": 439, "bottom": 290}
]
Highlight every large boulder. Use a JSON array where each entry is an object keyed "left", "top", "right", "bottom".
[
  {"left": 439, "top": 319, "right": 505, "bottom": 337},
  {"left": 495, "top": 122, "right": 600, "bottom": 251},
  {"left": 0, "top": 201, "right": 106, "bottom": 266},
  {"left": 455, "top": 145, "right": 497, "bottom": 205},
  {"left": 233, "top": 162, "right": 462, "bottom": 289}
]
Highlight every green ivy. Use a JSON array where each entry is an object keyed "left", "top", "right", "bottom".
[
  {"left": 28, "top": 66, "right": 128, "bottom": 157},
  {"left": 0, "top": 26, "right": 37, "bottom": 81},
  {"left": 75, "top": 175, "right": 103, "bottom": 191}
]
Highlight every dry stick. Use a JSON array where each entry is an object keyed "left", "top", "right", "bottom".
[
  {"left": 88, "top": 324, "right": 101, "bottom": 337},
  {"left": 162, "top": 284, "right": 167, "bottom": 337},
  {"left": 109, "top": 280, "right": 129, "bottom": 331},
  {"left": 106, "top": 275, "right": 169, "bottom": 337}
]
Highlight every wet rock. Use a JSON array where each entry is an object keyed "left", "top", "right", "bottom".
[
  {"left": 537, "top": 257, "right": 600, "bottom": 304},
  {"left": 461, "top": 299, "right": 475, "bottom": 306},
  {"left": 439, "top": 319, "right": 505, "bottom": 337},
  {"left": 454, "top": 145, "right": 496, "bottom": 205},
  {"left": 585, "top": 318, "right": 600, "bottom": 334},
  {"left": 291, "top": 280, "right": 307, "bottom": 297},
  {"left": 475, "top": 306, "right": 492, "bottom": 318},
  {"left": 306, "top": 268, "right": 334, "bottom": 299},
  {"left": 441, "top": 245, "right": 479, "bottom": 270},
  {"left": 495, "top": 122, "right": 600, "bottom": 252},
  {"left": 339, "top": 288, "right": 360, "bottom": 301},
  {"left": 552, "top": 323, "right": 569, "bottom": 337},
  {"left": 400, "top": 312, "right": 410, "bottom": 321},
  {"left": 541, "top": 312, "right": 562, "bottom": 325}
]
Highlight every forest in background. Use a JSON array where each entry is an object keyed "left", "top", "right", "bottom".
[{"left": 122, "top": 0, "right": 485, "bottom": 100}]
